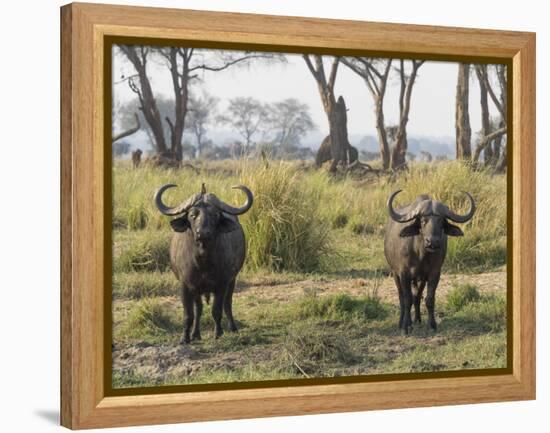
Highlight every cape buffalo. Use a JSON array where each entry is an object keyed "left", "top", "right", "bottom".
[
  {"left": 132, "top": 148, "right": 142, "bottom": 168},
  {"left": 155, "top": 183, "right": 253, "bottom": 344},
  {"left": 384, "top": 190, "right": 475, "bottom": 334}
]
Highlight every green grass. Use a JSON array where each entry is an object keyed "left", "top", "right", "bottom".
[
  {"left": 445, "top": 294, "right": 506, "bottom": 334},
  {"left": 116, "top": 298, "right": 180, "bottom": 344},
  {"left": 113, "top": 278, "right": 507, "bottom": 387},
  {"left": 114, "top": 230, "right": 171, "bottom": 273},
  {"left": 445, "top": 283, "right": 482, "bottom": 312},
  {"left": 113, "top": 271, "right": 178, "bottom": 299},
  {"left": 291, "top": 292, "right": 389, "bottom": 322}
]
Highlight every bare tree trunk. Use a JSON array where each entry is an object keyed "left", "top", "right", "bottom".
[
  {"left": 121, "top": 46, "right": 168, "bottom": 154},
  {"left": 375, "top": 98, "right": 391, "bottom": 169},
  {"left": 164, "top": 48, "right": 192, "bottom": 161},
  {"left": 493, "top": 120, "right": 505, "bottom": 161},
  {"left": 304, "top": 55, "right": 351, "bottom": 172},
  {"left": 341, "top": 58, "right": 392, "bottom": 169},
  {"left": 473, "top": 64, "right": 508, "bottom": 171},
  {"left": 495, "top": 65, "right": 508, "bottom": 167},
  {"left": 455, "top": 63, "right": 472, "bottom": 160},
  {"left": 328, "top": 96, "right": 350, "bottom": 171},
  {"left": 496, "top": 145, "right": 507, "bottom": 173},
  {"left": 391, "top": 60, "right": 423, "bottom": 170},
  {"left": 473, "top": 65, "right": 493, "bottom": 165}
]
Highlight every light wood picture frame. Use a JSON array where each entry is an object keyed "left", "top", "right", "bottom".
[{"left": 60, "top": 2, "right": 535, "bottom": 429}]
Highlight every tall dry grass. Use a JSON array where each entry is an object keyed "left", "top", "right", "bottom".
[
  {"left": 112, "top": 159, "right": 506, "bottom": 275},
  {"left": 236, "top": 161, "right": 332, "bottom": 272}
]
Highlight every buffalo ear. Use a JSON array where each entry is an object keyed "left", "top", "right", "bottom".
[
  {"left": 399, "top": 220, "right": 420, "bottom": 237},
  {"left": 444, "top": 220, "right": 464, "bottom": 237},
  {"left": 218, "top": 214, "right": 240, "bottom": 234},
  {"left": 170, "top": 216, "right": 190, "bottom": 233}
]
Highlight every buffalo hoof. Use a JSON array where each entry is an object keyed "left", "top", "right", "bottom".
[
  {"left": 429, "top": 322, "right": 437, "bottom": 332},
  {"left": 229, "top": 324, "right": 238, "bottom": 333},
  {"left": 180, "top": 335, "right": 191, "bottom": 345},
  {"left": 401, "top": 325, "right": 413, "bottom": 336},
  {"left": 215, "top": 330, "right": 223, "bottom": 339}
]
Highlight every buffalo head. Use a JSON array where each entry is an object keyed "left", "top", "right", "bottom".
[
  {"left": 387, "top": 190, "right": 475, "bottom": 252},
  {"left": 154, "top": 183, "right": 253, "bottom": 244}
]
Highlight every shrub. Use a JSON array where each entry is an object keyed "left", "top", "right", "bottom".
[
  {"left": 448, "top": 294, "right": 506, "bottom": 333},
  {"left": 126, "top": 203, "right": 149, "bottom": 230},
  {"left": 113, "top": 230, "right": 171, "bottom": 273},
  {"left": 363, "top": 294, "right": 387, "bottom": 320},
  {"left": 120, "top": 298, "right": 179, "bottom": 339},
  {"left": 445, "top": 283, "right": 481, "bottom": 312},
  {"left": 238, "top": 161, "right": 333, "bottom": 272},
  {"left": 292, "top": 292, "right": 389, "bottom": 322}
]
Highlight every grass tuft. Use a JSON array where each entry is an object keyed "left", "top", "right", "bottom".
[
  {"left": 292, "top": 292, "right": 389, "bottom": 322},
  {"left": 114, "top": 230, "right": 171, "bottom": 273},
  {"left": 279, "top": 322, "right": 359, "bottom": 376},
  {"left": 445, "top": 283, "right": 481, "bottom": 312},
  {"left": 118, "top": 298, "right": 179, "bottom": 341}
]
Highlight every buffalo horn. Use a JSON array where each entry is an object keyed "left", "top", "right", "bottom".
[
  {"left": 154, "top": 184, "right": 200, "bottom": 216},
  {"left": 387, "top": 190, "right": 417, "bottom": 223},
  {"left": 444, "top": 191, "right": 476, "bottom": 223},
  {"left": 205, "top": 185, "right": 253, "bottom": 215}
]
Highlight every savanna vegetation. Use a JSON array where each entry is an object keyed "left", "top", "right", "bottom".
[{"left": 112, "top": 158, "right": 507, "bottom": 388}]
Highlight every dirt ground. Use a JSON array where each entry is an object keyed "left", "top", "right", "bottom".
[{"left": 235, "top": 270, "right": 506, "bottom": 304}]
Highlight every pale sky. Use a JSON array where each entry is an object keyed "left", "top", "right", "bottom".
[{"left": 113, "top": 47, "right": 505, "bottom": 140}]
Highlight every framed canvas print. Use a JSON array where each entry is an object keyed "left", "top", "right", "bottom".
[{"left": 60, "top": 2, "right": 536, "bottom": 429}]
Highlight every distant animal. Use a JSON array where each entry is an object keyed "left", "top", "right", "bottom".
[
  {"left": 155, "top": 183, "right": 253, "bottom": 344},
  {"left": 131, "top": 148, "right": 142, "bottom": 168},
  {"left": 419, "top": 150, "right": 433, "bottom": 162},
  {"left": 384, "top": 190, "right": 475, "bottom": 334}
]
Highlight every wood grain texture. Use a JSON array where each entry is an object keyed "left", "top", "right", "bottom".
[
  {"left": 60, "top": 2, "right": 536, "bottom": 429},
  {"left": 60, "top": 4, "right": 73, "bottom": 429},
  {"left": 512, "top": 34, "right": 536, "bottom": 394}
]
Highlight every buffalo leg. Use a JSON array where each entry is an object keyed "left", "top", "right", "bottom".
[
  {"left": 223, "top": 280, "right": 238, "bottom": 332},
  {"left": 425, "top": 273, "right": 440, "bottom": 331},
  {"left": 212, "top": 292, "right": 224, "bottom": 339},
  {"left": 191, "top": 296, "right": 203, "bottom": 341},
  {"left": 393, "top": 274, "right": 405, "bottom": 329},
  {"left": 412, "top": 280, "right": 426, "bottom": 323},
  {"left": 400, "top": 274, "right": 413, "bottom": 335},
  {"left": 180, "top": 288, "right": 194, "bottom": 344}
]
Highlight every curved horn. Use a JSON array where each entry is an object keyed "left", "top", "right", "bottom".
[
  {"left": 387, "top": 190, "right": 417, "bottom": 223},
  {"left": 205, "top": 185, "right": 254, "bottom": 215},
  {"left": 154, "top": 184, "right": 199, "bottom": 216},
  {"left": 444, "top": 191, "right": 476, "bottom": 223}
]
